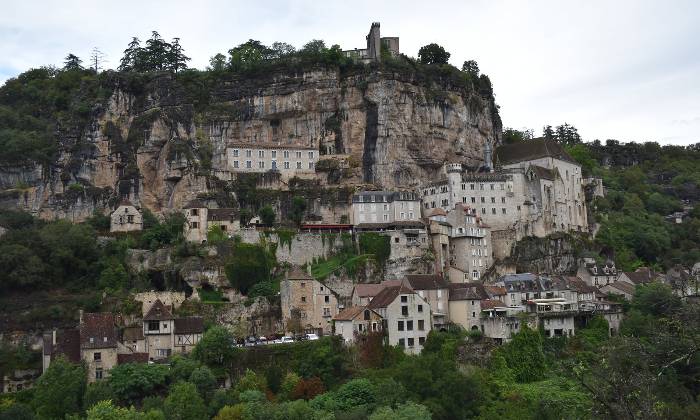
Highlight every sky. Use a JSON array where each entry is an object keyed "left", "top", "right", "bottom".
[{"left": 1, "top": 0, "right": 699, "bottom": 145}]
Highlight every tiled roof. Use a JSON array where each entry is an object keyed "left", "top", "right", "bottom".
[
  {"left": 622, "top": 269, "right": 653, "bottom": 285},
  {"left": 353, "top": 281, "right": 400, "bottom": 298},
  {"left": 45, "top": 329, "right": 81, "bottom": 363},
  {"left": 481, "top": 299, "right": 507, "bottom": 310},
  {"left": 80, "top": 313, "right": 118, "bottom": 349},
  {"left": 183, "top": 199, "right": 206, "bottom": 209},
  {"left": 117, "top": 353, "right": 149, "bottom": 364},
  {"left": 174, "top": 317, "right": 204, "bottom": 334},
  {"left": 607, "top": 281, "right": 636, "bottom": 295},
  {"left": 427, "top": 208, "right": 447, "bottom": 217},
  {"left": 207, "top": 208, "right": 237, "bottom": 221},
  {"left": 368, "top": 283, "right": 414, "bottom": 310},
  {"left": 484, "top": 285, "right": 506, "bottom": 297},
  {"left": 406, "top": 274, "right": 449, "bottom": 290},
  {"left": 122, "top": 326, "right": 144, "bottom": 342},
  {"left": 354, "top": 221, "right": 425, "bottom": 229},
  {"left": 494, "top": 138, "right": 576, "bottom": 166},
  {"left": 566, "top": 276, "right": 597, "bottom": 293},
  {"left": 143, "top": 300, "right": 174, "bottom": 321},
  {"left": 287, "top": 266, "right": 313, "bottom": 280},
  {"left": 332, "top": 306, "right": 381, "bottom": 321},
  {"left": 530, "top": 165, "right": 556, "bottom": 181},
  {"left": 449, "top": 283, "right": 489, "bottom": 301}
]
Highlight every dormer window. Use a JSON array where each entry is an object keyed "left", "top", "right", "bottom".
[{"left": 89, "top": 337, "right": 95, "bottom": 343}]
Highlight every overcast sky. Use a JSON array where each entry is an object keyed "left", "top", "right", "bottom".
[{"left": 1, "top": 0, "right": 698, "bottom": 145}]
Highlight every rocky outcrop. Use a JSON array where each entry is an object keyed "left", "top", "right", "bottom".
[
  {"left": 503, "top": 233, "right": 585, "bottom": 275},
  {"left": 1, "top": 68, "right": 501, "bottom": 220}
]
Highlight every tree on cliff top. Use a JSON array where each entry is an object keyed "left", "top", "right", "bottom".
[
  {"left": 119, "top": 32, "right": 190, "bottom": 73},
  {"left": 418, "top": 43, "right": 451, "bottom": 65}
]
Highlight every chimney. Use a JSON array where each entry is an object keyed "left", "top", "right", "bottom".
[
  {"left": 79, "top": 309, "right": 84, "bottom": 324},
  {"left": 52, "top": 329, "right": 57, "bottom": 346}
]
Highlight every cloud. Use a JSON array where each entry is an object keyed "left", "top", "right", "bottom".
[{"left": 0, "top": 0, "right": 698, "bottom": 145}]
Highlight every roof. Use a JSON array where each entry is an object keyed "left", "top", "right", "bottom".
[
  {"left": 123, "top": 326, "right": 144, "bottom": 342},
  {"left": 494, "top": 138, "right": 576, "bottom": 166},
  {"left": 621, "top": 269, "right": 653, "bottom": 284},
  {"left": 481, "top": 299, "right": 507, "bottom": 310},
  {"left": 566, "top": 276, "right": 597, "bottom": 293},
  {"left": 352, "top": 191, "right": 419, "bottom": 203},
  {"left": 606, "top": 281, "right": 636, "bottom": 295},
  {"left": 45, "top": 329, "right": 81, "bottom": 363},
  {"left": 228, "top": 142, "right": 317, "bottom": 151},
  {"left": 353, "top": 281, "right": 401, "bottom": 298},
  {"left": 332, "top": 306, "right": 381, "bottom": 321},
  {"left": 449, "top": 283, "right": 489, "bottom": 301},
  {"left": 354, "top": 221, "right": 425, "bottom": 230},
  {"left": 427, "top": 208, "right": 447, "bottom": 217},
  {"left": 174, "top": 317, "right": 204, "bottom": 334},
  {"left": 484, "top": 285, "right": 506, "bottom": 297},
  {"left": 287, "top": 266, "right": 313, "bottom": 281},
  {"left": 143, "top": 299, "right": 174, "bottom": 321},
  {"left": 207, "top": 208, "right": 237, "bottom": 221},
  {"left": 529, "top": 165, "right": 556, "bottom": 181},
  {"left": 80, "top": 313, "right": 118, "bottom": 349},
  {"left": 183, "top": 199, "right": 206, "bottom": 209},
  {"left": 406, "top": 274, "right": 449, "bottom": 290},
  {"left": 117, "top": 353, "right": 149, "bottom": 364},
  {"left": 368, "top": 283, "right": 415, "bottom": 310}
]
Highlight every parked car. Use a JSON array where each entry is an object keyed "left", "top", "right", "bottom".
[
  {"left": 280, "top": 336, "right": 294, "bottom": 344},
  {"left": 305, "top": 333, "right": 319, "bottom": 341}
]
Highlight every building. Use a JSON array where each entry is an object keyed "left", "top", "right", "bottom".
[
  {"left": 665, "top": 265, "right": 699, "bottom": 297},
  {"left": 480, "top": 302, "right": 536, "bottom": 344},
  {"left": 420, "top": 139, "right": 588, "bottom": 257},
  {"left": 445, "top": 204, "right": 493, "bottom": 282},
  {"left": 142, "top": 300, "right": 204, "bottom": 360},
  {"left": 2, "top": 369, "right": 40, "bottom": 393},
  {"left": 351, "top": 281, "right": 400, "bottom": 307},
  {"left": 405, "top": 274, "right": 450, "bottom": 329},
  {"left": 122, "top": 326, "right": 145, "bottom": 353},
  {"left": 448, "top": 283, "right": 489, "bottom": 331},
  {"left": 110, "top": 201, "right": 143, "bottom": 233},
  {"left": 368, "top": 282, "right": 431, "bottom": 354},
  {"left": 600, "top": 281, "right": 636, "bottom": 301},
  {"left": 577, "top": 258, "right": 618, "bottom": 287},
  {"left": 227, "top": 144, "right": 318, "bottom": 176},
  {"left": 280, "top": 267, "right": 340, "bottom": 334},
  {"left": 174, "top": 317, "right": 205, "bottom": 354},
  {"left": 332, "top": 306, "right": 383, "bottom": 344},
  {"left": 183, "top": 200, "right": 239, "bottom": 243},
  {"left": 351, "top": 191, "right": 421, "bottom": 226},
  {"left": 343, "top": 22, "right": 399, "bottom": 63},
  {"left": 617, "top": 268, "right": 656, "bottom": 286}
]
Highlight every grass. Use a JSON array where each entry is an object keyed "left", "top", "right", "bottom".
[
  {"left": 198, "top": 288, "right": 225, "bottom": 303},
  {"left": 310, "top": 254, "right": 372, "bottom": 280}
]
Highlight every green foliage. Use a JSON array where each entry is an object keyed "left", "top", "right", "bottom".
[
  {"left": 565, "top": 143, "right": 598, "bottom": 175},
  {"left": 163, "top": 382, "right": 208, "bottom": 420},
  {"left": 290, "top": 196, "right": 307, "bottom": 226},
  {"left": 107, "top": 363, "right": 169, "bottom": 403},
  {"left": 83, "top": 380, "right": 116, "bottom": 411},
  {"left": 233, "top": 369, "right": 267, "bottom": 396},
  {"left": 417, "top": 43, "right": 451, "bottom": 65},
  {"left": 139, "top": 212, "right": 186, "bottom": 250},
  {"left": 189, "top": 366, "right": 217, "bottom": 398},
  {"left": 496, "top": 325, "right": 546, "bottom": 383},
  {"left": 31, "top": 357, "right": 86, "bottom": 419},
  {"left": 207, "top": 224, "right": 227, "bottom": 245},
  {"left": 631, "top": 282, "right": 681, "bottom": 317},
  {"left": 358, "top": 232, "right": 391, "bottom": 266},
  {"left": 119, "top": 32, "right": 190, "bottom": 73},
  {"left": 502, "top": 127, "right": 533, "bottom": 144},
  {"left": 224, "top": 242, "right": 274, "bottom": 294},
  {"left": 370, "top": 402, "right": 432, "bottom": 420},
  {"left": 259, "top": 205, "right": 276, "bottom": 226},
  {"left": 86, "top": 400, "right": 165, "bottom": 420},
  {"left": 192, "top": 326, "right": 237, "bottom": 370}
]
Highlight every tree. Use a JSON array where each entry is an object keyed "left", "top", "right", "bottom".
[
  {"left": 234, "top": 369, "right": 268, "bottom": 396},
  {"left": 167, "top": 37, "right": 190, "bottom": 73},
  {"left": 461, "top": 60, "right": 479, "bottom": 76},
  {"left": 163, "top": 382, "right": 208, "bottom": 420},
  {"left": 259, "top": 205, "right": 276, "bottom": 226},
  {"left": 224, "top": 242, "right": 273, "bottom": 294},
  {"left": 90, "top": 47, "right": 107, "bottom": 73},
  {"left": 542, "top": 125, "right": 555, "bottom": 140},
  {"left": 108, "top": 363, "right": 169, "bottom": 403},
  {"left": 370, "top": 402, "right": 431, "bottom": 420},
  {"left": 192, "top": 326, "right": 237, "bottom": 369},
  {"left": 83, "top": 380, "right": 117, "bottom": 411},
  {"left": 270, "top": 42, "right": 296, "bottom": 58},
  {"left": 502, "top": 127, "right": 533, "bottom": 144},
  {"left": 208, "top": 53, "right": 228, "bottom": 72},
  {"left": 290, "top": 196, "right": 307, "bottom": 226},
  {"left": 228, "top": 40, "right": 272, "bottom": 71},
  {"left": 497, "top": 324, "right": 546, "bottom": 383},
  {"left": 119, "top": 37, "right": 142, "bottom": 71},
  {"left": 554, "top": 123, "right": 582, "bottom": 145},
  {"left": 63, "top": 54, "right": 83, "bottom": 71},
  {"left": 86, "top": 400, "right": 165, "bottom": 420},
  {"left": 31, "top": 357, "right": 86, "bottom": 419},
  {"left": 417, "top": 43, "right": 450, "bottom": 65},
  {"left": 189, "top": 366, "right": 217, "bottom": 397}
]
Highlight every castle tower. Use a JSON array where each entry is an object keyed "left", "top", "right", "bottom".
[
  {"left": 483, "top": 141, "right": 493, "bottom": 172},
  {"left": 446, "top": 162, "right": 463, "bottom": 209},
  {"left": 366, "top": 22, "right": 381, "bottom": 61}
]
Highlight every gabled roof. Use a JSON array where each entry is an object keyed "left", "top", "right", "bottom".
[
  {"left": 143, "top": 299, "right": 174, "bottom": 321},
  {"left": 45, "top": 329, "right": 81, "bottom": 363},
  {"left": 333, "top": 306, "right": 381, "bottom": 321},
  {"left": 566, "top": 276, "right": 597, "bottom": 293},
  {"left": 427, "top": 208, "right": 447, "bottom": 217},
  {"left": 207, "top": 208, "right": 237, "bottom": 221},
  {"left": 117, "top": 353, "right": 149, "bottom": 364},
  {"left": 183, "top": 199, "right": 206, "bottom": 209},
  {"left": 368, "top": 283, "right": 414, "bottom": 310},
  {"left": 606, "top": 281, "right": 636, "bottom": 295},
  {"left": 449, "top": 283, "right": 489, "bottom": 301},
  {"left": 494, "top": 138, "right": 576, "bottom": 166},
  {"left": 481, "top": 299, "right": 507, "bottom": 310},
  {"left": 484, "top": 285, "right": 506, "bottom": 297},
  {"left": 123, "top": 326, "right": 144, "bottom": 342},
  {"left": 80, "top": 313, "right": 118, "bottom": 349},
  {"left": 174, "top": 317, "right": 204, "bottom": 334},
  {"left": 405, "top": 274, "right": 449, "bottom": 290},
  {"left": 287, "top": 266, "right": 313, "bottom": 281},
  {"left": 621, "top": 269, "right": 653, "bottom": 284},
  {"left": 353, "top": 281, "right": 401, "bottom": 298}
]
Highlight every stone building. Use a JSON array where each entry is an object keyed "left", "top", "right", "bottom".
[
  {"left": 405, "top": 274, "right": 450, "bottom": 329},
  {"left": 342, "top": 22, "right": 400, "bottom": 63},
  {"left": 368, "top": 282, "right": 432, "bottom": 354},
  {"left": 2, "top": 369, "right": 40, "bottom": 393},
  {"left": 445, "top": 204, "right": 493, "bottom": 282},
  {"left": 183, "top": 200, "right": 239, "bottom": 243},
  {"left": 577, "top": 258, "right": 618, "bottom": 287},
  {"left": 110, "top": 201, "right": 143, "bottom": 233},
  {"left": 420, "top": 139, "right": 588, "bottom": 257},
  {"left": 280, "top": 267, "right": 340, "bottom": 334},
  {"left": 351, "top": 191, "right": 421, "bottom": 225},
  {"left": 142, "top": 300, "right": 204, "bottom": 360},
  {"left": 227, "top": 144, "right": 318, "bottom": 178},
  {"left": 79, "top": 313, "right": 119, "bottom": 383},
  {"left": 448, "top": 283, "right": 489, "bottom": 331},
  {"left": 332, "top": 306, "right": 383, "bottom": 344}
]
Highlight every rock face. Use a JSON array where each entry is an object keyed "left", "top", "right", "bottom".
[
  {"left": 506, "top": 233, "right": 584, "bottom": 275},
  {"left": 1, "top": 68, "right": 501, "bottom": 220}
]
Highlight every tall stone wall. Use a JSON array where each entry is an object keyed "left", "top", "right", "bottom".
[{"left": 239, "top": 229, "right": 349, "bottom": 266}]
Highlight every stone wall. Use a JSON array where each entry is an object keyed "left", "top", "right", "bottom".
[
  {"left": 239, "top": 229, "right": 349, "bottom": 266},
  {"left": 134, "top": 291, "right": 186, "bottom": 315}
]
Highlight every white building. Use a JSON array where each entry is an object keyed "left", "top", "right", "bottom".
[
  {"left": 227, "top": 144, "right": 318, "bottom": 176},
  {"left": 110, "top": 201, "right": 143, "bottom": 233},
  {"left": 332, "top": 306, "right": 383, "bottom": 344},
  {"left": 183, "top": 200, "right": 239, "bottom": 243},
  {"left": 351, "top": 191, "right": 421, "bottom": 226}
]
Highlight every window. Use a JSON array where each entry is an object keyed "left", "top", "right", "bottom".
[
  {"left": 399, "top": 338, "right": 405, "bottom": 348},
  {"left": 301, "top": 296, "right": 306, "bottom": 302},
  {"left": 384, "top": 214, "right": 389, "bottom": 221},
  {"left": 95, "top": 368, "right": 103, "bottom": 380},
  {"left": 300, "top": 282, "right": 305, "bottom": 288},
  {"left": 245, "top": 150, "right": 252, "bottom": 157},
  {"left": 323, "top": 307, "right": 331, "bottom": 316},
  {"left": 233, "top": 161, "right": 239, "bottom": 168},
  {"left": 284, "top": 150, "right": 290, "bottom": 158},
  {"left": 398, "top": 320, "right": 404, "bottom": 331},
  {"left": 94, "top": 352, "right": 101, "bottom": 361},
  {"left": 471, "top": 197, "right": 476, "bottom": 203},
  {"left": 480, "top": 197, "right": 485, "bottom": 203},
  {"left": 191, "top": 209, "right": 198, "bottom": 216},
  {"left": 162, "top": 323, "right": 168, "bottom": 329},
  {"left": 417, "top": 304, "right": 423, "bottom": 313},
  {"left": 324, "top": 295, "right": 330, "bottom": 303},
  {"left": 502, "top": 208, "right": 507, "bottom": 214},
  {"left": 233, "top": 149, "right": 239, "bottom": 157},
  {"left": 296, "top": 151, "right": 302, "bottom": 158},
  {"left": 258, "top": 161, "right": 265, "bottom": 168},
  {"left": 296, "top": 162, "right": 302, "bottom": 169},
  {"left": 127, "top": 215, "right": 134, "bottom": 223},
  {"left": 148, "top": 321, "right": 159, "bottom": 331},
  {"left": 246, "top": 161, "right": 252, "bottom": 168},
  {"left": 492, "top": 208, "right": 496, "bottom": 215},
  {"left": 308, "top": 151, "right": 314, "bottom": 159},
  {"left": 490, "top": 184, "right": 494, "bottom": 190},
  {"left": 401, "top": 295, "right": 408, "bottom": 303},
  {"left": 309, "top": 162, "right": 314, "bottom": 169},
  {"left": 418, "top": 336, "right": 425, "bottom": 345},
  {"left": 258, "top": 150, "right": 264, "bottom": 158},
  {"left": 407, "top": 338, "right": 414, "bottom": 347},
  {"left": 401, "top": 306, "right": 408, "bottom": 316},
  {"left": 470, "top": 184, "right": 475, "bottom": 190},
  {"left": 284, "top": 161, "right": 290, "bottom": 169},
  {"left": 271, "top": 150, "right": 277, "bottom": 158},
  {"left": 271, "top": 160, "right": 277, "bottom": 169},
  {"left": 502, "top": 197, "right": 506, "bottom": 203},
  {"left": 418, "top": 319, "right": 424, "bottom": 330},
  {"left": 407, "top": 320, "right": 413, "bottom": 331}
]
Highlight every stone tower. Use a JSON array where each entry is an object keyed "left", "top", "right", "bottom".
[
  {"left": 483, "top": 141, "right": 493, "bottom": 172},
  {"left": 447, "top": 162, "right": 463, "bottom": 209},
  {"left": 366, "top": 22, "right": 381, "bottom": 61}
]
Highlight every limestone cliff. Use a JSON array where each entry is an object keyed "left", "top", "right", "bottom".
[{"left": 0, "top": 67, "right": 501, "bottom": 220}]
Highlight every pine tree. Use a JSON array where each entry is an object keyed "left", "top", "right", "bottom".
[
  {"left": 119, "top": 37, "right": 142, "bottom": 71},
  {"left": 167, "top": 37, "right": 190, "bottom": 73},
  {"left": 543, "top": 125, "right": 555, "bottom": 140},
  {"left": 145, "top": 31, "right": 171, "bottom": 71},
  {"left": 63, "top": 54, "right": 83, "bottom": 71}
]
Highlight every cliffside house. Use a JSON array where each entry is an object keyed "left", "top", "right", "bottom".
[
  {"left": 599, "top": 281, "right": 636, "bottom": 301},
  {"left": 183, "top": 200, "right": 239, "bottom": 243},
  {"left": 577, "top": 258, "right": 618, "bottom": 287},
  {"left": 342, "top": 22, "right": 400, "bottom": 63},
  {"left": 445, "top": 204, "right": 493, "bottom": 282},
  {"left": 448, "top": 282, "right": 490, "bottom": 331},
  {"left": 351, "top": 191, "right": 422, "bottom": 226},
  {"left": 280, "top": 267, "right": 340, "bottom": 334},
  {"left": 405, "top": 274, "right": 450, "bottom": 329},
  {"left": 79, "top": 313, "right": 119, "bottom": 382},
  {"left": 110, "top": 201, "right": 143, "bottom": 233},
  {"left": 332, "top": 306, "right": 383, "bottom": 344},
  {"left": 142, "top": 300, "right": 204, "bottom": 360},
  {"left": 617, "top": 268, "right": 656, "bottom": 286},
  {"left": 122, "top": 325, "right": 146, "bottom": 353},
  {"left": 227, "top": 144, "right": 319, "bottom": 179},
  {"left": 367, "top": 282, "right": 432, "bottom": 354},
  {"left": 2, "top": 369, "right": 40, "bottom": 393}
]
